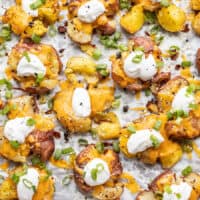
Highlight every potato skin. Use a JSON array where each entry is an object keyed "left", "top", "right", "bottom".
[
  {"left": 74, "top": 144, "right": 123, "bottom": 199},
  {"left": 120, "top": 5, "right": 145, "bottom": 34},
  {"left": 157, "top": 4, "right": 186, "bottom": 32},
  {"left": 7, "top": 41, "right": 62, "bottom": 93}
]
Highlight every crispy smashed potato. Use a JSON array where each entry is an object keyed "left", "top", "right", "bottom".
[
  {"left": 137, "top": 171, "right": 200, "bottom": 200},
  {"left": 7, "top": 41, "right": 62, "bottom": 93},
  {"left": 74, "top": 144, "right": 123, "bottom": 199},
  {"left": 119, "top": 114, "right": 182, "bottom": 168},
  {"left": 157, "top": 4, "right": 186, "bottom": 32},
  {"left": 192, "top": 13, "right": 200, "bottom": 35},
  {"left": 53, "top": 81, "right": 114, "bottom": 133},
  {"left": 111, "top": 36, "right": 161, "bottom": 91},
  {"left": 0, "top": 167, "right": 54, "bottom": 200},
  {"left": 120, "top": 5, "right": 144, "bottom": 34}
]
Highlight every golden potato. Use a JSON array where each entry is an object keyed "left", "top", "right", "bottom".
[
  {"left": 93, "top": 112, "right": 120, "bottom": 140},
  {"left": 191, "top": 0, "right": 200, "bottom": 10},
  {"left": 67, "top": 18, "right": 93, "bottom": 44},
  {"left": 192, "top": 12, "right": 200, "bottom": 35},
  {"left": 157, "top": 4, "right": 186, "bottom": 32},
  {"left": 0, "top": 166, "right": 54, "bottom": 200},
  {"left": 74, "top": 144, "right": 123, "bottom": 199},
  {"left": 120, "top": 5, "right": 145, "bottom": 34},
  {"left": 134, "top": 0, "right": 160, "bottom": 11},
  {"left": 7, "top": 41, "right": 62, "bottom": 93},
  {"left": 2, "top": 6, "right": 32, "bottom": 35}
]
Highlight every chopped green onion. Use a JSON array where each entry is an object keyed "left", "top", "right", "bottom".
[
  {"left": 95, "top": 142, "right": 104, "bottom": 153},
  {"left": 119, "top": 0, "right": 131, "bottom": 9},
  {"left": 164, "top": 185, "right": 172, "bottom": 194},
  {"left": 61, "top": 147, "right": 75, "bottom": 155},
  {"left": 91, "top": 168, "right": 98, "bottom": 180},
  {"left": 144, "top": 11, "right": 157, "bottom": 24},
  {"left": 31, "top": 155, "right": 46, "bottom": 168},
  {"left": 90, "top": 128, "right": 97, "bottom": 139},
  {"left": 99, "top": 69, "right": 109, "bottom": 77},
  {"left": 168, "top": 46, "right": 180, "bottom": 56},
  {"left": 176, "top": 193, "right": 181, "bottom": 199},
  {"left": 113, "top": 141, "right": 120, "bottom": 153},
  {"left": 11, "top": 165, "right": 28, "bottom": 184},
  {"left": 30, "top": 0, "right": 46, "bottom": 10},
  {"left": 11, "top": 173, "right": 20, "bottom": 184},
  {"left": 114, "top": 95, "right": 121, "bottom": 99},
  {"left": 160, "top": 0, "right": 170, "bottom": 7},
  {"left": 118, "top": 44, "right": 128, "bottom": 52},
  {"left": 23, "top": 52, "right": 31, "bottom": 62},
  {"left": 96, "top": 163, "right": 104, "bottom": 172},
  {"left": 5, "top": 90, "right": 12, "bottom": 99},
  {"left": 53, "top": 149, "right": 62, "bottom": 160},
  {"left": 10, "top": 140, "right": 20, "bottom": 149},
  {"left": 92, "top": 49, "right": 102, "bottom": 60},
  {"left": 48, "top": 99, "right": 53, "bottom": 109},
  {"left": 182, "top": 166, "right": 193, "bottom": 176},
  {"left": 155, "top": 35, "right": 164, "bottom": 45},
  {"left": 150, "top": 135, "right": 160, "bottom": 148},
  {"left": 22, "top": 178, "right": 36, "bottom": 192},
  {"left": 96, "top": 64, "right": 107, "bottom": 71},
  {"left": 62, "top": 175, "right": 71, "bottom": 185},
  {"left": 181, "top": 61, "right": 192, "bottom": 68},
  {"left": 0, "top": 79, "right": 12, "bottom": 90},
  {"left": 113, "top": 32, "right": 121, "bottom": 41},
  {"left": 144, "top": 89, "right": 151, "bottom": 97},
  {"left": 48, "top": 25, "right": 57, "bottom": 37},
  {"left": 186, "top": 84, "right": 196, "bottom": 96},
  {"left": 36, "top": 73, "right": 44, "bottom": 85},
  {"left": 112, "top": 99, "right": 120, "bottom": 109},
  {"left": 153, "top": 120, "right": 162, "bottom": 130},
  {"left": 26, "top": 118, "right": 36, "bottom": 126},
  {"left": 189, "top": 103, "right": 198, "bottom": 110},
  {"left": 132, "top": 54, "right": 143, "bottom": 63},
  {"left": 0, "top": 24, "right": 11, "bottom": 41},
  {"left": 156, "top": 61, "right": 164, "bottom": 69},
  {"left": 180, "top": 139, "right": 193, "bottom": 153},
  {"left": 78, "top": 138, "right": 88, "bottom": 146},
  {"left": 150, "top": 25, "right": 160, "bottom": 35},
  {"left": 127, "top": 125, "right": 136, "bottom": 134},
  {"left": 0, "top": 105, "right": 11, "bottom": 115},
  {"left": 31, "top": 34, "right": 41, "bottom": 44}
]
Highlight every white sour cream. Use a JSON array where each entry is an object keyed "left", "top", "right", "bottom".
[
  {"left": 4, "top": 117, "right": 35, "bottom": 143},
  {"left": 127, "top": 129, "right": 164, "bottom": 154},
  {"left": 17, "top": 53, "right": 46, "bottom": 77},
  {"left": 77, "top": 0, "right": 105, "bottom": 23},
  {"left": 21, "top": 0, "right": 39, "bottom": 17},
  {"left": 72, "top": 88, "right": 91, "bottom": 117},
  {"left": 172, "top": 86, "right": 195, "bottom": 113},
  {"left": 123, "top": 51, "right": 157, "bottom": 81},
  {"left": 83, "top": 158, "right": 110, "bottom": 186},
  {"left": 163, "top": 182, "right": 192, "bottom": 200},
  {"left": 17, "top": 168, "right": 39, "bottom": 200}
]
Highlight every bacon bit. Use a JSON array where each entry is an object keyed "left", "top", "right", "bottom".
[
  {"left": 59, "top": 48, "right": 65, "bottom": 53},
  {"left": 58, "top": 26, "right": 67, "bottom": 34},
  {"left": 181, "top": 24, "right": 190, "bottom": 33},
  {"left": 175, "top": 64, "right": 181, "bottom": 70}
]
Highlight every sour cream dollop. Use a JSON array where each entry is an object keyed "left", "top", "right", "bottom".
[
  {"left": 17, "top": 168, "right": 39, "bottom": 200},
  {"left": 17, "top": 53, "right": 46, "bottom": 77},
  {"left": 83, "top": 158, "right": 110, "bottom": 186},
  {"left": 163, "top": 182, "right": 192, "bottom": 200},
  {"left": 4, "top": 117, "right": 35, "bottom": 143},
  {"left": 123, "top": 51, "right": 157, "bottom": 81},
  {"left": 72, "top": 88, "right": 91, "bottom": 117},
  {"left": 78, "top": 0, "right": 105, "bottom": 23},
  {"left": 172, "top": 86, "right": 195, "bottom": 113},
  {"left": 127, "top": 129, "right": 164, "bottom": 154},
  {"left": 21, "top": 0, "right": 39, "bottom": 17}
]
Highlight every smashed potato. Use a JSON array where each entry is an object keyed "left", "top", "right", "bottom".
[
  {"left": 7, "top": 40, "right": 62, "bottom": 94},
  {"left": 136, "top": 171, "right": 200, "bottom": 200},
  {"left": 191, "top": 0, "right": 200, "bottom": 10},
  {"left": 192, "top": 12, "right": 200, "bottom": 35},
  {"left": 74, "top": 144, "right": 123, "bottom": 199},
  {"left": 2, "top": 0, "right": 60, "bottom": 37},
  {"left": 0, "top": 166, "right": 54, "bottom": 200},
  {"left": 119, "top": 114, "right": 182, "bottom": 168},
  {"left": 120, "top": 5, "right": 145, "bottom": 34},
  {"left": 157, "top": 4, "right": 186, "bottom": 32}
]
